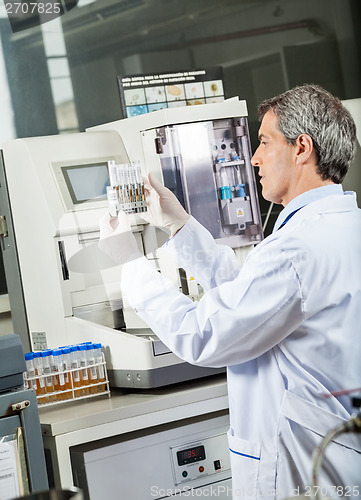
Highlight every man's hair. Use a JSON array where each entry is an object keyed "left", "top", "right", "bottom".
[{"left": 258, "top": 84, "right": 357, "bottom": 183}]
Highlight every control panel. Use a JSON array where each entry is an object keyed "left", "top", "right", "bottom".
[{"left": 170, "top": 432, "right": 230, "bottom": 485}]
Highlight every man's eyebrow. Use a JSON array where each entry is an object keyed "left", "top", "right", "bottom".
[{"left": 258, "top": 133, "right": 268, "bottom": 140}]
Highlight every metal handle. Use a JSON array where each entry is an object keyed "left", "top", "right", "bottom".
[{"left": 0, "top": 214, "right": 8, "bottom": 237}]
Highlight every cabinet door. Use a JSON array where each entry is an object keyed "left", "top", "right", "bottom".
[
  {"left": 0, "top": 413, "right": 26, "bottom": 499},
  {"left": 0, "top": 389, "right": 48, "bottom": 494}
]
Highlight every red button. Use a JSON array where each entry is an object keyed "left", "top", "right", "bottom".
[{"left": 199, "top": 466, "right": 204, "bottom": 472}]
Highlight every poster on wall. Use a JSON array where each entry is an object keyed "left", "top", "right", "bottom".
[{"left": 117, "top": 67, "right": 225, "bottom": 118}]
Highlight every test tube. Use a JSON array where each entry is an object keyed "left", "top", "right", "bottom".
[
  {"left": 108, "top": 160, "right": 118, "bottom": 187},
  {"left": 126, "top": 165, "right": 133, "bottom": 205},
  {"left": 41, "top": 350, "right": 55, "bottom": 402},
  {"left": 86, "top": 344, "right": 98, "bottom": 394},
  {"left": 106, "top": 186, "right": 118, "bottom": 216},
  {"left": 52, "top": 349, "right": 66, "bottom": 401},
  {"left": 24, "top": 352, "right": 37, "bottom": 393},
  {"left": 33, "top": 351, "right": 47, "bottom": 404},
  {"left": 93, "top": 343, "right": 106, "bottom": 393},
  {"left": 117, "top": 165, "right": 126, "bottom": 206},
  {"left": 60, "top": 346, "right": 72, "bottom": 400},
  {"left": 134, "top": 161, "right": 146, "bottom": 212},
  {"left": 121, "top": 164, "right": 132, "bottom": 207},
  {"left": 78, "top": 344, "right": 90, "bottom": 396},
  {"left": 129, "top": 165, "right": 138, "bottom": 208},
  {"left": 70, "top": 345, "right": 81, "bottom": 398}
]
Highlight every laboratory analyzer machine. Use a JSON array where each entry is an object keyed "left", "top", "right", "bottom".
[{"left": 0, "top": 99, "right": 263, "bottom": 389}]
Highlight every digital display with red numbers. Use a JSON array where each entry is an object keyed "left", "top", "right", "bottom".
[{"left": 177, "top": 445, "right": 206, "bottom": 466}]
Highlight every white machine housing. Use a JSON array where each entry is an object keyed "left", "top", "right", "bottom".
[
  {"left": 90, "top": 98, "right": 263, "bottom": 249},
  {"left": 70, "top": 412, "right": 232, "bottom": 499},
  {"left": 1, "top": 99, "right": 262, "bottom": 388}
]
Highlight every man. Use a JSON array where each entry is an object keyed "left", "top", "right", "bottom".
[{"left": 99, "top": 84, "right": 361, "bottom": 498}]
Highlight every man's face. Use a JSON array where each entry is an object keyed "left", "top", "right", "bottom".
[{"left": 251, "top": 110, "right": 297, "bottom": 206}]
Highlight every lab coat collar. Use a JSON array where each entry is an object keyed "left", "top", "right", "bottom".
[{"left": 273, "top": 184, "right": 346, "bottom": 233}]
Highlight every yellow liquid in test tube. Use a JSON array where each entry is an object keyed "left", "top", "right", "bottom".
[
  {"left": 52, "top": 349, "right": 67, "bottom": 401},
  {"left": 41, "top": 350, "right": 56, "bottom": 403},
  {"left": 86, "top": 344, "right": 98, "bottom": 395},
  {"left": 93, "top": 343, "right": 106, "bottom": 393},
  {"left": 78, "top": 344, "right": 90, "bottom": 397},
  {"left": 70, "top": 346, "right": 82, "bottom": 398},
  {"left": 60, "top": 347, "right": 73, "bottom": 400},
  {"left": 33, "top": 351, "right": 47, "bottom": 405}
]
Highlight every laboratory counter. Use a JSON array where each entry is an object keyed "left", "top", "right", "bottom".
[{"left": 39, "top": 374, "right": 229, "bottom": 489}]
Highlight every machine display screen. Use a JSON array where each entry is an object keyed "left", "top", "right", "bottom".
[
  {"left": 61, "top": 162, "right": 110, "bottom": 204},
  {"left": 177, "top": 445, "right": 206, "bottom": 466}
]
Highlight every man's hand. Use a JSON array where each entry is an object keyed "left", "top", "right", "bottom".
[
  {"left": 141, "top": 173, "right": 190, "bottom": 237},
  {"left": 98, "top": 210, "right": 142, "bottom": 265}
]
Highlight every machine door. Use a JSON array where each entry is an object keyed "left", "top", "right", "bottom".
[{"left": 156, "top": 117, "right": 263, "bottom": 248}]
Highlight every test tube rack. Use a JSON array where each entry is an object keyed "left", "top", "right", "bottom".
[
  {"left": 23, "top": 353, "right": 110, "bottom": 408},
  {"left": 107, "top": 160, "right": 147, "bottom": 216}
]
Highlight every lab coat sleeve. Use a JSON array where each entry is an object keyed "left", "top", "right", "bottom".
[
  {"left": 120, "top": 240, "right": 305, "bottom": 368},
  {"left": 165, "top": 216, "right": 243, "bottom": 290}
]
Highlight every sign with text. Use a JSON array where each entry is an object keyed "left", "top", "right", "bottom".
[{"left": 117, "top": 67, "right": 225, "bottom": 118}]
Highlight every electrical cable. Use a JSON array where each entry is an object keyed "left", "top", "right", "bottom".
[{"left": 310, "top": 412, "right": 361, "bottom": 500}]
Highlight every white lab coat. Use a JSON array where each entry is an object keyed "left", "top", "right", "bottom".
[{"left": 121, "top": 191, "right": 361, "bottom": 499}]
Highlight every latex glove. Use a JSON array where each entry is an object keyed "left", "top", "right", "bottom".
[
  {"left": 98, "top": 210, "right": 142, "bottom": 265},
  {"left": 141, "top": 173, "right": 190, "bottom": 237}
]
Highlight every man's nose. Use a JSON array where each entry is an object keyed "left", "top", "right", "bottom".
[{"left": 251, "top": 149, "right": 260, "bottom": 167}]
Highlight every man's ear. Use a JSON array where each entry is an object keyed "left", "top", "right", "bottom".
[{"left": 295, "top": 133, "right": 314, "bottom": 164}]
